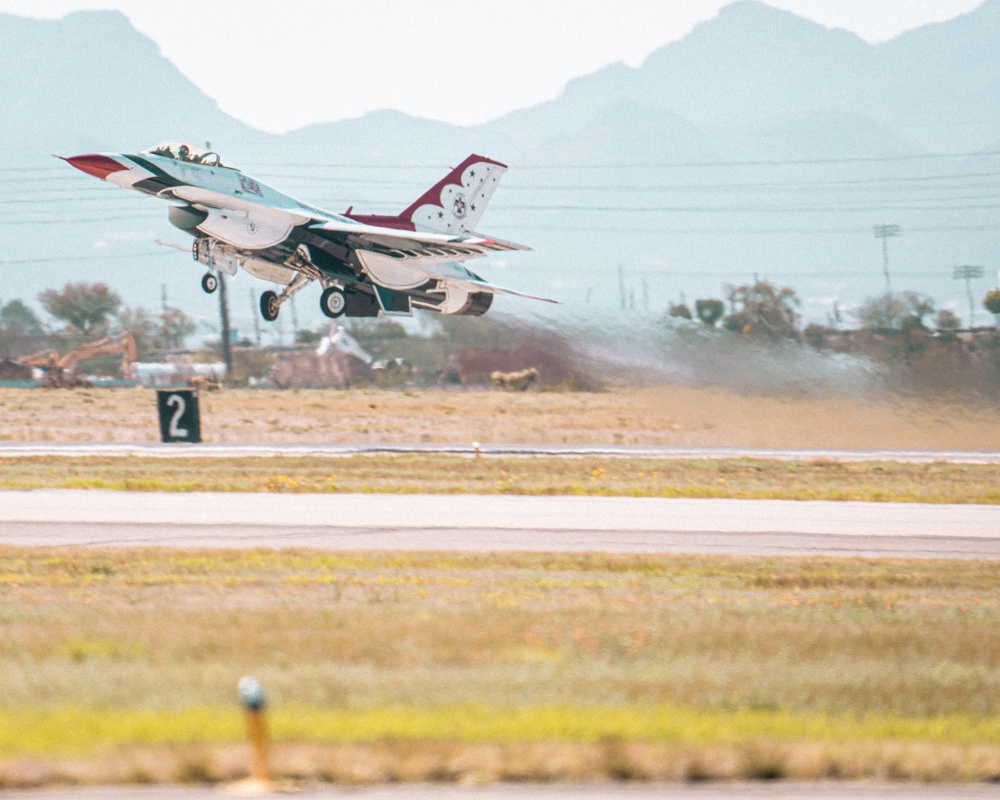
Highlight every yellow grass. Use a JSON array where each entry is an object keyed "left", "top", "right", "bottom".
[
  {"left": 5, "top": 705, "right": 1000, "bottom": 758},
  {"left": 2, "top": 549, "right": 1000, "bottom": 784},
  {"left": 0, "top": 454, "right": 997, "bottom": 503}
]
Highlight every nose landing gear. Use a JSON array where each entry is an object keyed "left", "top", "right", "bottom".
[
  {"left": 201, "top": 273, "right": 218, "bottom": 294},
  {"left": 259, "top": 290, "right": 279, "bottom": 322}
]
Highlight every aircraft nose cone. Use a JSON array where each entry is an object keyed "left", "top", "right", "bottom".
[{"left": 63, "top": 153, "right": 128, "bottom": 180}]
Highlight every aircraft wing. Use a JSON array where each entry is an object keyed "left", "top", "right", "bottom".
[
  {"left": 309, "top": 217, "right": 529, "bottom": 255},
  {"left": 173, "top": 189, "right": 530, "bottom": 263},
  {"left": 308, "top": 215, "right": 553, "bottom": 302},
  {"left": 167, "top": 187, "right": 552, "bottom": 303},
  {"left": 350, "top": 244, "right": 556, "bottom": 304},
  {"left": 419, "top": 261, "right": 557, "bottom": 304}
]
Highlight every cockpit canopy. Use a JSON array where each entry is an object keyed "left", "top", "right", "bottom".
[{"left": 143, "top": 142, "right": 230, "bottom": 168}]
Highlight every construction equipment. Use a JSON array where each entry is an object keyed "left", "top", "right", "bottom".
[
  {"left": 19, "top": 349, "right": 60, "bottom": 370},
  {"left": 20, "top": 332, "right": 138, "bottom": 387}
]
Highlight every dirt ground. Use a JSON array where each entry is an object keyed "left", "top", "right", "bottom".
[{"left": 0, "top": 386, "right": 998, "bottom": 450}]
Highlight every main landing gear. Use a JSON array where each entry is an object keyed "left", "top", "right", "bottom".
[
  {"left": 320, "top": 287, "right": 346, "bottom": 319},
  {"left": 256, "top": 283, "right": 352, "bottom": 323},
  {"left": 259, "top": 285, "right": 348, "bottom": 322},
  {"left": 201, "top": 273, "right": 218, "bottom": 294}
]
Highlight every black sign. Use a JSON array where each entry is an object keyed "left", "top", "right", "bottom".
[{"left": 156, "top": 389, "right": 201, "bottom": 443}]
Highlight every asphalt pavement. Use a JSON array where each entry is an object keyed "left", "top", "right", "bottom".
[
  {"left": 1, "top": 490, "right": 998, "bottom": 558},
  {"left": 1, "top": 442, "right": 1000, "bottom": 463}
]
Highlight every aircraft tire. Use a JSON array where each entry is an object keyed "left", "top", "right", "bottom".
[
  {"left": 201, "top": 273, "right": 218, "bottom": 294},
  {"left": 260, "top": 291, "right": 279, "bottom": 322},
  {"left": 320, "top": 287, "right": 347, "bottom": 318}
]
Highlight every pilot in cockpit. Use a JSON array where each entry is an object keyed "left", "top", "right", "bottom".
[
  {"left": 147, "top": 142, "right": 223, "bottom": 167},
  {"left": 177, "top": 144, "right": 202, "bottom": 163}
]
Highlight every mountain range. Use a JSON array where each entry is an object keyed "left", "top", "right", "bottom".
[{"left": 1, "top": 2, "right": 998, "bottom": 339}]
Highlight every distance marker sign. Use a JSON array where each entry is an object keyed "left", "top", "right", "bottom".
[{"left": 156, "top": 389, "right": 201, "bottom": 443}]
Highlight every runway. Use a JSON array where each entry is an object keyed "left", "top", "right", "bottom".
[
  {"left": 1, "top": 442, "right": 1000, "bottom": 463},
  {"left": 0, "top": 442, "right": 1000, "bottom": 464},
  {"left": 1, "top": 490, "right": 998, "bottom": 558}
]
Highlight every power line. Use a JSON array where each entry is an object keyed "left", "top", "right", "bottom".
[
  {"left": 494, "top": 202, "right": 1000, "bottom": 213},
  {"left": 543, "top": 267, "right": 975, "bottom": 279},
  {"left": 246, "top": 148, "right": 1000, "bottom": 171},
  {"left": 0, "top": 223, "right": 996, "bottom": 265},
  {"left": 0, "top": 214, "right": 163, "bottom": 225},
  {"left": 511, "top": 150, "right": 1000, "bottom": 170},
  {"left": 9, "top": 146, "right": 1000, "bottom": 180},
  {"left": 498, "top": 223, "right": 1000, "bottom": 235},
  {"left": 0, "top": 251, "right": 175, "bottom": 266},
  {"left": 12, "top": 168, "right": 1000, "bottom": 193},
  {"left": 259, "top": 168, "right": 1000, "bottom": 190},
  {"left": 306, "top": 189, "right": 1000, "bottom": 206}
]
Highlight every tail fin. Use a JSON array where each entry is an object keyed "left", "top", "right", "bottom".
[{"left": 401, "top": 154, "right": 508, "bottom": 235}]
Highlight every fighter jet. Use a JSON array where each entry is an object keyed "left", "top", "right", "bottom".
[{"left": 63, "top": 142, "right": 552, "bottom": 321}]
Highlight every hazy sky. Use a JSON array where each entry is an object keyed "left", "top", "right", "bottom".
[{"left": 0, "top": 0, "right": 987, "bottom": 132}]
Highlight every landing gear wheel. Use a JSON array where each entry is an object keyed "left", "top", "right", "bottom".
[
  {"left": 201, "top": 273, "right": 218, "bottom": 294},
  {"left": 260, "top": 290, "right": 279, "bottom": 322},
  {"left": 320, "top": 287, "right": 347, "bottom": 318}
]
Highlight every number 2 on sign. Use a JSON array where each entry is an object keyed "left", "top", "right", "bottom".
[{"left": 166, "top": 394, "right": 188, "bottom": 438}]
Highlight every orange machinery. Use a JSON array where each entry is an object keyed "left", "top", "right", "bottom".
[{"left": 19, "top": 332, "right": 137, "bottom": 387}]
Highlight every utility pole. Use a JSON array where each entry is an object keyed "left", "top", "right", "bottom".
[
  {"left": 873, "top": 225, "right": 900, "bottom": 293},
  {"left": 218, "top": 273, "right": 232, "bottom": 375},
  {"left": 250, "top": 288, "right": 261, "bottom": 347},
  {"left": 618, "top": 265, "right": 626, "bottom": 311},
  {"left": 953, "top": 265, "right": 984, "bottom": 327}
]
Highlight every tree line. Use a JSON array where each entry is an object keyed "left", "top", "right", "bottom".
[
  {"left": 667, "top": 278, "right": 1000, "bottom": 393},
  {"left": 0, "top": 282, "right": 196, "bottom": 362},
  {"left": 3, "top": 279, "right": 1000, "bottom": 393},
  {"left": 669, "top": 281, "right": 1000, "bottom": 338}
]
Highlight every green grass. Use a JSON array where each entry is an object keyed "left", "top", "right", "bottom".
[{"left": 0, "top": 454, "right": 998, "bottom": 503}]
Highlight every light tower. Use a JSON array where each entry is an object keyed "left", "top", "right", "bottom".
[
  {"left": 953, "top": 265, "right": 984, "bottom": 328},
  {"left": 873, "top": 225, "right": 901, "bottom": 293}
]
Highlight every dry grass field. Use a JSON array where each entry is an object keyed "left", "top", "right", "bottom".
[
  {"left": 2, "top": 549, "right": 1000, "bottom": 786},
  {"left": 3, "top": 385, "right": 999, "bottom": 787},
  {"left": 0, "top": 455, "right": 997, "bottom": 504},
  {"left": 1, "top": 385, "right": 999, "bottom": 450}
]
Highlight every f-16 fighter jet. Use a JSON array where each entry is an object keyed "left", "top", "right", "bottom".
[{"left": 63, "top": 143, "right": 552, "bottom": 321}]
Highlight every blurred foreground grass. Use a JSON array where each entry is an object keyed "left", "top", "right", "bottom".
[
  {"left": 6, "top": 705, "right": 1000, "bottom": 757},
  {"left": 0, "top": 454, "right": 998, "bottom": 503},
  {"left": 2, "top": 549, "right": 1000, "bottom": 783}
]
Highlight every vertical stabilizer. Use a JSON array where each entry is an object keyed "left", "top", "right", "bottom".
[{"left": 401, "top": 154, "right": 508, "bottom": 235}]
